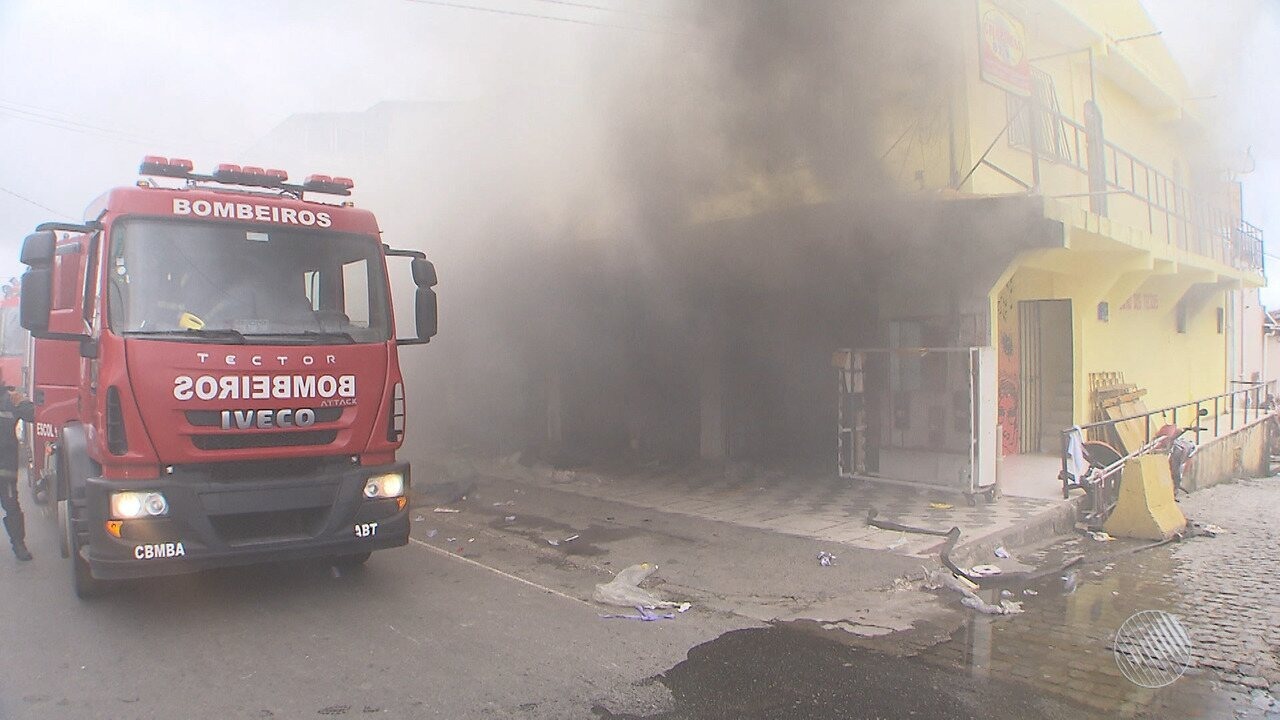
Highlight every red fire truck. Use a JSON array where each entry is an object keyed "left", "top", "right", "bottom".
[
  {"left": 0, "top": 279, "right": 26, "bottom": 389},
  {"left": 18, "top": 156, "right": 437, "bottom": 597}
]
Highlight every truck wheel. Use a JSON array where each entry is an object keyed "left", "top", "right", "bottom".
[
  {"left": 332, "top": 552, "right": 372, "bottom": 570},
  {"left": 67, "top": 486, "right": 107, "bottom": 599}
]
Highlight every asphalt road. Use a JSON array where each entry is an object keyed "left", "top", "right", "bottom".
[{"left": 0, "top": 494, "right": 737, "bottom": 720}]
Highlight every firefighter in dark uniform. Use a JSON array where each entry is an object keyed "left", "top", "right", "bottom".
[{"left": 0, "top": 387, "right": 34, "bottom": 561}]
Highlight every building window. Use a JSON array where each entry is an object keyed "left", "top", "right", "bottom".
[{"left": 1007, "top": 68, "right": 1075, "bottom": 165}]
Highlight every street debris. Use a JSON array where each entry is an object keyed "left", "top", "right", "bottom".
[
  {"left": 867, "top": 507, "right": 955, "bottom": 537},
  {"left": 922, "top": 567, "right": 978, "bottom": 594},
  {"left": 598, "top": 606, "right": 675, "bottom": 621},
  {"left": 592, "top": 563, "right": 676, "bottom": 608},
  {"left": 677, "top": 602, "right": 692, "bottom": 613},
  {"left": 887, "top": 534, "right": 908, "bottom": 550},
  {"left": 426, "top": 529, "right": 438, "bottom": 538},
  {"left": 817, "top": 550, "right": 837, "bottom": 566},
  {"left": 1023, "top": 589, "right": 1038, "bottom": 596},
  {"left": 564, "top": 534, "right": 580, "bottom": 543},
  {"left": 1198, "top": 523, "right": 1227, "bottom": 537},
  {"left": 548, "top": 539, "right": 559, "bottom": 546},
  {"left": 467, "top": 538, "right": 475, "bottom": 543},
  {"left": 413, "top": 514, "right": 425, "bottom": 522},
  {"left": 1063, "top": 570, "right": 1079, "bottom": 594},
  {"left": 433, "top": 507, "right": 461, "bottom": 514},
  {"left": 1088, "top": 531, "right": 1114, "bottom": 542},
  {"left": 969, "top": 564, "right": 1003, "bottom": 577},
  {"left": 492, "top": 501, "right": 515, "bottom": 507},
  {"left": 994, "top": 546, "right": 1010, "bottom": 559},
  {"left": 928, "top": 502, "right": 954, "bottom": 510},
  {"left": 961, "top": 594, "right": 1024, "bottom": 615},
  {"left": 504, "top": 515, "right": 516, "bottom": 522},
  {"left": 925, "top": 567, "right": 1024, "bottom": 615},
  {"left": 445, "top": 537, "right": 457, "bottom": 543}
]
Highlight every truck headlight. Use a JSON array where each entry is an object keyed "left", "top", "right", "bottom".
[
  {"left": 364, "top": 473, "right": 405, "bottom": 499},
  {"left": 110, "top": 491, "right": 169, "bottom": 519}
]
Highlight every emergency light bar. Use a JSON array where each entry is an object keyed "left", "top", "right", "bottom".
[{"left": 138, "top": 156, "right": 353, "bottom": 196}]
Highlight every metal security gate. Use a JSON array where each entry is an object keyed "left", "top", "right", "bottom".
[
  {"left": 836, "top": 347, "right": 997, "bottom": 498},
  {"left": 1019, "top": 302, "right": 1042, "bottom": 453}
]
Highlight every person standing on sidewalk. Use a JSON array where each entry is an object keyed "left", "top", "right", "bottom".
[{"left": 0, "top": 386, "right": 34, "bottom": 561}]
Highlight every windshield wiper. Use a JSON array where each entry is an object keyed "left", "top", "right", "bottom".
[
  {"left": 122, "top": 328, "right": 247, "bottom": 344},
  {"left": 237, "top": 330, "right": 358, "bottom": 345}
]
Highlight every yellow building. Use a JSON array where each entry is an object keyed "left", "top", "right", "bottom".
[{"left": 869, "top": 0, "right": 1265, "bottom": 459}]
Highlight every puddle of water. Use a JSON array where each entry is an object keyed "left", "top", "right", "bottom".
[{"left": 916, "top": 536, "right": 1277, "bottom": 718}]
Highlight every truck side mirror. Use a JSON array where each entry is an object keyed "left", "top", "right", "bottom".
[
  {"left": 20, "top": 267, "right": 52, "bottom": 334},
  {"left": 412, "top": 258, "right": 437, "bottom": 288},
  {"left": 20, "top": 230, "right": 56, "bottom": 267},
  {"left": 415, "top": 287, "right": 438, "bottom": 341},
  {"left": 18, "top": 231, "right": 57, "bottom": 335}
]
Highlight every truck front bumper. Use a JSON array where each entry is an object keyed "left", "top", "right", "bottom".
[{"left": 81, "top": 461, "right": 410, "bottom": 580}]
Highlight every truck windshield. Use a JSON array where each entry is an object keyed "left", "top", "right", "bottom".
[{"left": 107, "top": 218, "right": 390, "bottom": 343}]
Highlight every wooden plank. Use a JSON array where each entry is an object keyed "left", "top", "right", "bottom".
[
  {"left": 1100, "top": 389, "right": 1148, "bottom": 407},
  {"left": 1105, "top": 401, "right": 1150, "bottom": 454}
]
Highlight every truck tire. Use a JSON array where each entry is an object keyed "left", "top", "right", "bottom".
[
  {"left": 56, "top": 427, "right": 108, "bottom": 599},
  {"left": 67, "top": 483, "right": 107, "bottom": 599}
]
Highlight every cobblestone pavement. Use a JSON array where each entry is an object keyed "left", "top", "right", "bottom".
[{"left": 915, "top": 476, "right": 1280, "bottom": 719}]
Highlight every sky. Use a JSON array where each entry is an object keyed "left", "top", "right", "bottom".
[{"left": 0, "top": 0, "right": 1278, "bottom": 297}]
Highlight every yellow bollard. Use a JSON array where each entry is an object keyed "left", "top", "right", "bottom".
[{"left": 1103, "top": 455, "right": 1187, "bottom": 541}]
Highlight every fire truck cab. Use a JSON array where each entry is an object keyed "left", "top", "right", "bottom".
[{"left": 18, "top": 157, "right": 437, "bottom": 597}]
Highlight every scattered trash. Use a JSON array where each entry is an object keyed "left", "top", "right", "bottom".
[
  {"left": 445, "top": 537, "right": 457, "bottom": 543},
  {"left": 1023, "top": 589, "right": 1039, "bottom": 596},
  {"left": 598, "top": 605, "right": 675, "bottom": 621},
  {"left": 928, "top": 502, "right": 954, "bottom": 510},
  {"left": 433, "top": 507, "right": 461, "bottom": 514},
  {"left": 467, "top": 538, "right": 475, "bottom": 543},
  {"left": 1199, "top": 523, "right": 1227, "bottom": 537},
  {"left": 413, "top": 514, "right": 425, "bottom": 522},
  {"left": 504, "top": 516, "right": 516, "bottom": 522},
  {"left": 1088, "top": 531, "right": 1114, "bottom": 542},
  {"left": 922, "top": 567, "right": 978, "bottom": 594},
  {"left": 492, "top": 501, "right": 515, "bottom": 507},
  {"left": 887, "top": 534, "right": 908, "bottom": 550},
  {"left": 677, "top": 602, "right": 692, "bottom": 613},
  {"left": 426, "top": 529, "right": 438, "bottom": 539},
  {"left": 817, "top": 551, "right": 837, "bottom": 566},
  {"left": 1062, "top": 570, "right": 1079, "bottom": 594},
  {"left": 564, "top": 534, "right": 580, "bottom": 543},
  {"left": 593, "top": 563, "right": 675, "bottom": 608},
  {"left": 548, "top": 539, "right": 560, "bottom": 546},
  {"left": 969, "top": 564, "right": 1003, "bottom": 577},
  {"left": 999, "top": 589, "right": 1014, "bottom": 599},
  {"left": 961, "top": 595, "right": 1024, "bottom": 615},
  {"left": 993, "top": 546, "right": 1010, "bottom": 559}
]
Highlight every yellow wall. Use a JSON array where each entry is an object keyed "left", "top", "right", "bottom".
[{"left": 995, "top": 245, "right": 1227, "bottom": 429}]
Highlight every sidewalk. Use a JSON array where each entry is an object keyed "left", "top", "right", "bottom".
[{"left": 423, "top": 453, "right": 1080, "bottom": 578}]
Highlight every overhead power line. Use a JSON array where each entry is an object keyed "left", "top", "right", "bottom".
[
  {"left": 526, "top": 0, "right": 673, "bottom": 19},
  {"left": 0, "top": 185, "right": 75, "bottom": 220},
  {"left": 403, "top": 0, "right": 673, "bottom": 34}
]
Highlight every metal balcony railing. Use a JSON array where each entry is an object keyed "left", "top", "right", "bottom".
[{"left": 986, "top": 95, "right": 1265, "bottom": 274}]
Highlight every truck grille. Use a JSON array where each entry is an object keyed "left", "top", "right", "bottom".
[
  {"left": 209, "top": 508, "right": 329, "bottom": 545},
  {"left": 192, "top": 430, "right": 337, "bottom": 450}
]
